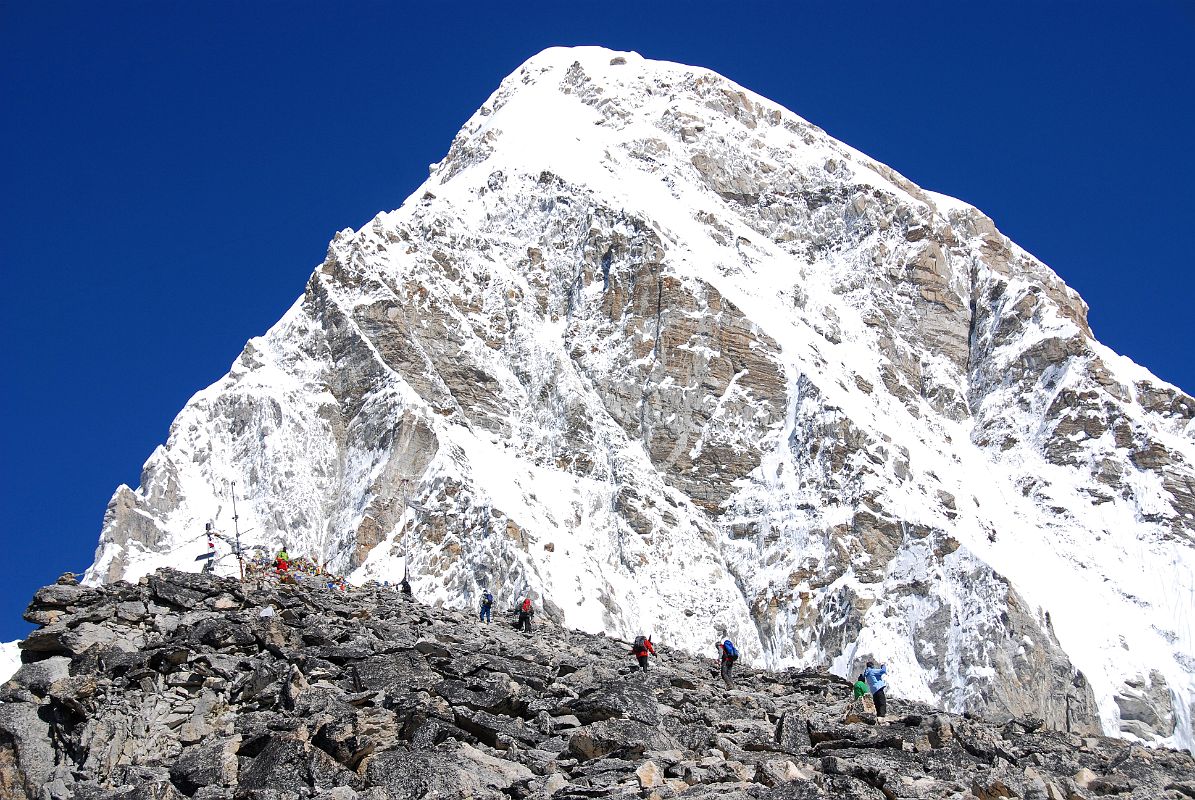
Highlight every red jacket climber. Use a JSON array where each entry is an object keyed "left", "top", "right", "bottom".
[{"left": 630, "top": 635, "right": 656, "bottom": 671}]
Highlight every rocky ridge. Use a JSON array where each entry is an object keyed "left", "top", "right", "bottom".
[
  {"left": 85, "top": 47, "right": 1195, "bottom": 748},
  {"left": 2, "top": 570, "right": 1193, "bottom": 800}
]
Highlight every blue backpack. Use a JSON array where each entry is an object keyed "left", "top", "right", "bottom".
[{"left": 722, "top": 640, "right": 739, "bottom": 660}]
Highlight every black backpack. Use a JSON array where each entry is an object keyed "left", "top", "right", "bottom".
[{"left": 633, "top": 635, "right": 646, "bottom": 651}]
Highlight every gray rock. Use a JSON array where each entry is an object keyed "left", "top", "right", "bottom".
[
  {"left": 1115, "top": 670, "right": 1176, "bottom": 741},
  {"left": 28, "top": 583, "right": 89, "bottom": 610},
  {"left": 170, "top": 735, "right": 240, "bottom": 794},
  {"left": 236, "top": 736, "right": 314, "bottom": 794},
  {"left": 568, "top": 719, "right": 679, "bottom": 760},
  {"left": 774, "top": 711, "right": 811, "bottom": 754},
  {"left": 0, "top": 700, "right": 56, "bottom": 797},
  {"left": 363, "top": 744, "right": 524, "bottom": 799},
  {"left": 566, "top": 676, "right": 662, "bottom": 725},
  {"left": 148, "top": 574, "right": 208, "bottom": 610},
  {"left": 5, "top": 655, "right": 71, "bottom": 696},
  {"left": 3, "top": 569, "right": 1192, "bottom": 800}
]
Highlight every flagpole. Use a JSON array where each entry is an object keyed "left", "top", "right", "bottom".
[{"left": 231, "top": 481, "right": 245, "bottom": 579}]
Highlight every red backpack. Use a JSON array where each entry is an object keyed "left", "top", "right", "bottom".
[{"left": 521, "top": 598, "right": 532, "bottom": 613}]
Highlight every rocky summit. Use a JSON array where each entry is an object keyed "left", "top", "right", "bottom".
[{"left": 2, "top": 570, "right": 1193, "bottom": 800}]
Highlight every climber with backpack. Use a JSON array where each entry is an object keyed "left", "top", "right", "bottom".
[
  {"left": 853, "top": 673, "right": 870, "bottom": 703},
  {"left": 715, "top": 639, "right": 739, "bottom": 688},
  {"left": 629, "top": 635, "right": 656, "bottom": 671},
  {"left": 516, "top": 595, "right": 534, "bottom": 633},
  {"left": 479, "top": 588, "right": 494, "bottom": 624},
  {"left": 843, "top": 673, "right": 872, "bottom": 721}
]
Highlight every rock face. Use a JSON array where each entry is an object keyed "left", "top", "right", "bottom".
[
  {"left": 83, "top": 47, "right": 1195, "bottom": 748},
  {"left": 3, "top": 570, "right": 1194, "bottom": 800}
]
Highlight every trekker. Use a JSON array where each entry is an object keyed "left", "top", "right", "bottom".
[
  {"left": 843, "top": 673, "right": 870, "bottom": 720},
  {"left": 863, "top": 661, "right": 889, "bottom": 720},
  {"left": 516, "top": 595, "right": 534, "bottom": 633},
  {"left": 629, "top": 635, "right": 656, "bottom": 670},
  {"left": 400, "top": 578, "right": 412, "bottom": 597},
  {"left": 479, "top": 588, "right": 494, "bottom": 624},
  {"left": 276, "top": 545, "right": 291, "bottom": 573},
  {"left": 715, "top": 639, "right": 739, "bottom": 688},
  {"left": 853, "top": 674, "right": 869, "bottom": 703}
]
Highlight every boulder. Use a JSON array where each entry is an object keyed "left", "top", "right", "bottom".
[
  {"left": 363, "top": 743, "right": 529, "bottom": 799},
  {"left": 0, "top": 700, "right": 56, "bottom": 799},
  {"left": 566, "top": 677, "right": 662, "bottom": 725},
  {"left": 5, "top": 655, "right": 71, "bottom": 696},
  {"left": 169, "top": 735, "right": 240, "bottom": 794},
  {"left": 236, "top": 736, "right": 316, "bottom": 794},
  {"left": 569, "top": 719, "right": 679, "bottom": 761}
]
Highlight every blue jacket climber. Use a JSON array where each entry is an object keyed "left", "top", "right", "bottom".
[{"left": 863, "top": 663, "right": 887, "bottom": 693}]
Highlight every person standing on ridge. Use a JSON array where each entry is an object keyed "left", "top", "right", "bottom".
[
  {"left": 479, "top": 588, "right": 494, "bottom": 624},
  {"left": 276, "top": 545, "right": 290, "bottom": 573},
  {"left": 400, "top": 578, "right": 412, "bottom": 597},
  {"left": 629, "top": 635, "right": 656, "bottom": 671},
  {"left": 715, "top": 639, "right": 739, "bottom": 688},
  {"left": 863, "top": 661, "right": 889, "bottom": 721},
  {"left": 516, "top": 595, "right": 534, "bottom": 633}
]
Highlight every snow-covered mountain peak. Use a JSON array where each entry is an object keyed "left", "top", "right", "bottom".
[
  {"left": 87, "top": 49, "right": 1195, "bottom": 751},
  {"left": 433, "top": 45, "right": 917, "bottom": 215}
]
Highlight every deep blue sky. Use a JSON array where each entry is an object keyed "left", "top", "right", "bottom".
[{"left": 2, "top": 2, "right": 1192, "bottom": 641}]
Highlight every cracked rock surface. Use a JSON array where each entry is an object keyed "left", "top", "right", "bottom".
[{"left": 2, "top": 570, "right": 1192, "bottom": 799}]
